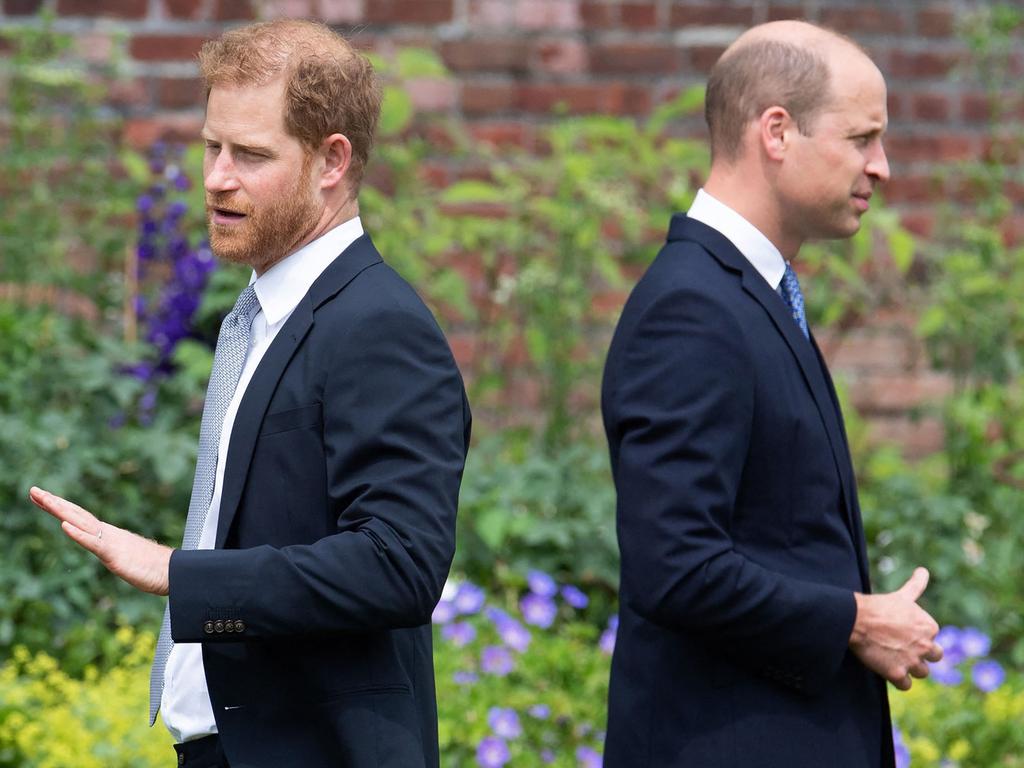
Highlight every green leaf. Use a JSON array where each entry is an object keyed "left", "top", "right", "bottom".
[
  {"left": 396, "top": 47, "right": 448, "bottom": 79},
  {"left": 378, "top": 85, "right": 414, "bottom": 137}
]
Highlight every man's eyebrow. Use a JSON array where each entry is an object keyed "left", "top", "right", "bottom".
[{"left": 199, "top": 134, "right": 277, "bottom": 156}]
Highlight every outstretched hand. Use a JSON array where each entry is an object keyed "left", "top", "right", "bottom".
[
  {"left": 29, "top": 486, "right": 172, "bottom": 596},
  {"left": 849, "top": 567, "right": 943, "bottom": 691}
]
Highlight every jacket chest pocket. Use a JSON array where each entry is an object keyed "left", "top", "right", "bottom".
[{"left": 260, "top": 402, "right": 323, "bottom": 437}]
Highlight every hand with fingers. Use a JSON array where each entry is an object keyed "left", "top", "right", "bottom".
[
  {"left": 29, "top": 486, "right": 173, "bottom": 596},
  {"left": 848, "top": 566, "right": 944, "bottom": 691}
]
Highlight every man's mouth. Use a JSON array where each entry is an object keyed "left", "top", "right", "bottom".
[
  {"left": 852, "top": 192, "right": 872, "bottom": 212},
  {"left": 209, "top": 207, "right": 247, "bottom": 224}
]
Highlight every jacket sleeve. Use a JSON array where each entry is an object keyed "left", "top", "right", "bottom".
[
  {"left": 605, "top": 285, "right": 856, "bottom": 695},
  {"left": 168, "top": 302, "right": 470, "bottom": 641}
]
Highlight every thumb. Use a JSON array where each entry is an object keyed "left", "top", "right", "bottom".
[{"left": 897, "top": 567, "right": 930, "bottom": 602}]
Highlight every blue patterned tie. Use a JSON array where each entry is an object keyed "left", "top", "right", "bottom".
[
  {"left": 779, "top": 263, "right": 809, "bottom": 340},
  {"left": 149, "top": 284, "right": 261, "bottom": 724}
]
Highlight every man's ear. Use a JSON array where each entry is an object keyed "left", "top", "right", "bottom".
[
  {"left": 759, "top": 106, "right": 792, "bottom": 162},
  {"left": 319, "top": 133, "right": 353, "bottom": 191}
]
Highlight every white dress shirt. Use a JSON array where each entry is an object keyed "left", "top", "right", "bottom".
[
  {"left": 686, "top": 188, "right": 787, "bottom": 290},
  {"left": 161, "top": 216, "right": 364, "bottom": 743}
]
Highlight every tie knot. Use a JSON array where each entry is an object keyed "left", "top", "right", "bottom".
[{"left": 229, "top": 285, "right": 260, "bottom": 327}]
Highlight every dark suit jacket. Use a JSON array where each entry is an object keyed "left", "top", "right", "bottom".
[
  {"left": 601, "top": 216, "right": 893, "bottom": 767},
  {"left": 167, "top": 234, "right": 471, "bottom": 768}
]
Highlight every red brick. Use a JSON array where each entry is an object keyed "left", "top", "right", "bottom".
[
  {"left": 406, "top": 77, "right": 457, "bottom": 112},
  {"left": 590, "top": 42, "right": 680, "bottom": 75},
  {"left": 157, "top": 77, "right": 204, "bottom": 109},
  {"left": 418, "top": 161, "right": 449, "bottom": 188},
  {"left": 911, "top": 92, "right": 950, "bottom": 122},
  {"left": 461, "top": 81, "right": 518, "bottom": 115},
  {"left": 899, "top": 212, "right": 935, "bottom": 239},
  {"left": 57, "top": 0, "right": 146, "bottom": 17},
  {"left": 130, "top": 35, "right": 206, "bottom": 61},
  {"left": 516, "top": 0, "right": 580, "bottom": 31},
  {"left": 469, "top": 122, "right": 536, "bottom": 150},
  {"left": 823, "top": 333, "right": 918, "bottom": 371},
  {"left": 853, "top": 372, "right": 953, "bottom": 413},
  {"left": 670, "top": 3, "right": 753, "bottom": 27},
  {"left": 534, "top": 39, "right": 588, "bottom": 75},
  {"left": 917, "top": 8, "right": 955, "bottom": 38},
  {"left": 886, "top": 133, "right": 974, "bottom": 163},
  {"left": 961, "top": 92, "right": 995, "bottom": 123},
  {"left": 163, "top": 0, "right": 203, "bottom": 18},
  {"left": 886, "top": 91, "right": 904, "bottom": 120},
  {"left": 690, "top": 45, "right": 726, "bottom": 74},
  {"left": 122, "top": 115, "right": 204, "bottom": 148},
  {"left": 316, "top": 0, "right": 363, "bottom": 22},
  {"left": 107, "top": 77, "right": 149, "bottom": 107},
  {"left": 215, "top": 0, "right": 256, "bottom": 20},
  {"left": 263, "top": 0, "right": 311, "bottom": 15},
  {"left": 518, "top": 82, "right": 651, "bottom": 116},
  {"left": 767, "top": 4, "right": 805, "bottom": 22},
  {"left": 621, "top": 2, "right": 656, "bottom": 28},
  {"left": 883, "top": 175, "right": 943, "bottom": 205},
  {"left": 3, "top": 0, "right": 45, "bottom": 14},
  {"left": 440, "top": 39, "right": 530, "bottom": 74},
  {"left": 889, "top": 50, "right": 959, "bottom": 79},
  {"left": 580, "top": 1, "right": 615, "bottom": 28},
  {"left": 820, "top": 7, "right": 906, "bottom": 35},
  {"left": 365, "top": 0, "right": 453, "bottom": 24}
]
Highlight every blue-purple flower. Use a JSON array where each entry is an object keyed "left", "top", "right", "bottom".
[
  {"left": 576, "top": 745, "right": 603, "bottom": 767},
  {"left": 892, "top": 725, "right": 910, "bottom": 768},
  {"left": 487, "top": 707, "right": 522, "bottom": 739},
  {"left": 935, "top": 626, "right": 964, "bottom": 663},
  {"left": 481, "top": 646, "right": 514, "bottom": 676},
  {"left": 442, "top": 621, "right": 477, "bottom": 647},
  {"left": 528, "top": 703, "right": 551, "bottom": 719},
  {"left": 521, "top": 593, "right": 557, "bottom": 628},
  {"left": 959, "top": 627, "right": 991, "bottom": 659},
  {"left": 454, "top": 582, "right": 486, "bottom": 615},
  {"left": 929, "top": 654, "right": 963, "bottom": 687},
  {"left": 498, "top": 618, "right": 532, "bottom": 653},
  {"left": 527, "top": 569, "right": 558, "bottom": 598},
  {"left": 432, "top": 599, "right": 457, "bottom": 625},
  {"left": 561, "top": 584, "right": 589, "bottom": 609},
  {"left": 453, "top": 670, "right": 478, "bottom": 685},
  {"left": 972, "top": 659, "right": 1005, "bottom": 692},
  {"left": 476, "top": 736, "right": 510, "bottom": 768},
  {"left": 600, "top": 614, "right": 618, "bottom": 655}
]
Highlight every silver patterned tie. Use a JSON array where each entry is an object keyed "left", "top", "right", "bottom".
[
  {"left": 780, "top": 263, "right": 810, "bottom": 340},
  {"left": 149, "top": 284, "right": 261, "bottom": 724}
]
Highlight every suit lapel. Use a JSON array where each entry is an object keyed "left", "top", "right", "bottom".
[
  {"left": 214, "top": 234, "right": 383, "bottom": 549},
  {"left": 668, "top": 216, "right": 863, "bottom": 553}
]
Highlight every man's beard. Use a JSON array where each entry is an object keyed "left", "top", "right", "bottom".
[{"left": 205, "top": 160, "right": 321, "bottom": 273}]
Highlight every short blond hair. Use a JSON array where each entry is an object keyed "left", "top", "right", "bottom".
[{"left": 198, "top": 19, "right": 382, "bottom": 191}]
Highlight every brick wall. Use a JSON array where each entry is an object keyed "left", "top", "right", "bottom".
[{"left": 0, "top": 0, "right": 997, "bottom": 455}]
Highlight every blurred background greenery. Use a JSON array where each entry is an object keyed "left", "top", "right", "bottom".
[{"left": 1, "top": 5, "right": 1024, "bottom": 767}]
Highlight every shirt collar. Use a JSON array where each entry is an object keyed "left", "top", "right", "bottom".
[
  {"left": 687, "top": 189, "right": 787, "bottom": 290},
  {"left": 250, "top": 216, "right": 364, "bottom": 326}
]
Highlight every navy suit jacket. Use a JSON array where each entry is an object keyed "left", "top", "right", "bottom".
[
  {"left": 601, "top": 216, "right": 893, "bottom": 767},
  {"left": 167, "top": 234, "right": 471, "bottom": 768}
]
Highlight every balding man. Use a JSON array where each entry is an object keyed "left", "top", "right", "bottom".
[{"left": 602, "top": 21, "right": 941, "bottom": 767}]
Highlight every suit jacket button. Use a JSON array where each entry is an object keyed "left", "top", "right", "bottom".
[
  {"left": 234, "top": 620, "right": 246, "bottom": 633},
  {"left": 214, "top": 620, "right": 225, "bottom": 633},
  {"left": 178, "top": 753, "right": 185, "bottom": 765},
  {"left": 225, "top": 621, "right": 235, "bottom": 633},
  {"left": 204, "top": 621, "right": 215, "bottom": 634}
]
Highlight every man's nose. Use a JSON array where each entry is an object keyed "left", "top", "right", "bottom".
[
  {"left": 867, "top": 141, "right": 890, "bottom": 184},
  {"left": 204, "top": 152, "right": 240, "bottom": 194}
]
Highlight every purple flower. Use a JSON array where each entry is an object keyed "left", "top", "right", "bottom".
[
  {"left": 528, "top": 703, "right": 550, "bottom": 719},
  {"left": 972, "top": 660, "right": 1005, "bottom": 692},
  {"left": 454, "top": 582, "right": 486, "bottom": 615},
  {"left": 929, "top": 654, "right": 963, "bottom": 687},
  {"left": 136, "top": 194, "right": 154, "bottom": 213},
  {"left": 487, "top": 707, "right": 522, "bottom": 739},
  {"left": 442, "top": 621, "right": 477, "bottom": 647},
  {"left": 476, "top": 736, "right": 509, "bottom": 768},
  {"left": 576, "top": 746, "right": 603, "bottom": 767},
  {"left": 527, "top": 569, "right": 557, "bottom": 598},
  {"left": 453, "top": 670, "right": 478, "bottom": 685},
  {"left": 173, "top": 172, "right": 191, "bottom": 191},
  {"left": 541, "top": 750, "right": 555, "bottom": 764},
  {"left": 561, "top": 585, "right": 589, "bottom": 609},
  {"left": 599, "top": 628, "right": 616, "bottom": 656},
  {"left": 521, "top": 593, "right": 557, "bottom": 628},
  {"left": 892, "top": 725, "right": 910, "bottom": 768},
  {"left": 959, "top": 627, "right": 991, "bottom": 658},
  {"left": 935, "top": 626, "right": 964, "bottom": 663},
  {"left": 481, "top": 646, "right": 514, "bottom": 676},
  {"left": 432, "top": 599, "right": 456, "bottom": 625},
  {"left": 608, "top": 614, "right": 619, "bottom": 631},
  {"left": 498, "top": 618, "right": 532, "bottom": 653}
]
